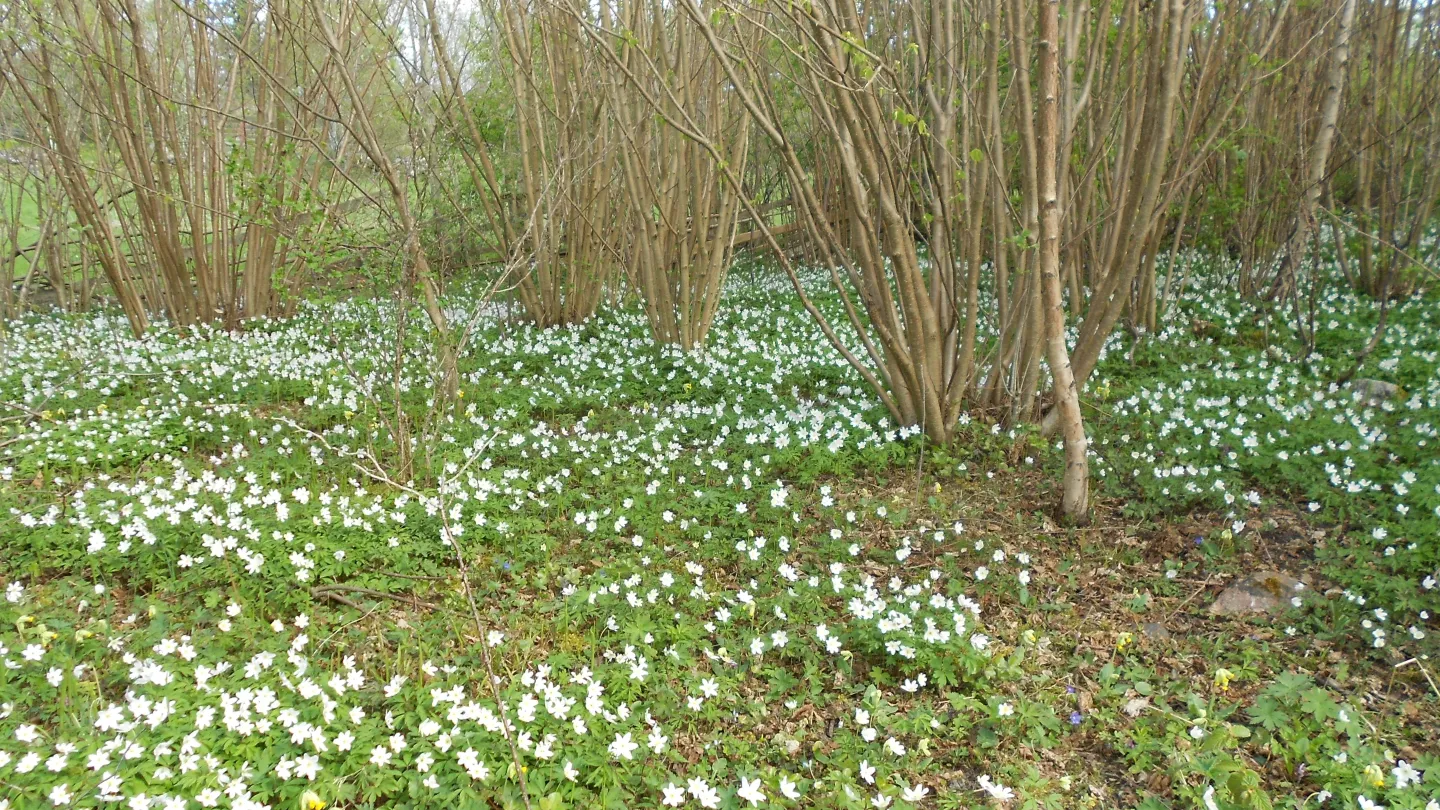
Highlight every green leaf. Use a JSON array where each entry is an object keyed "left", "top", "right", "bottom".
[
  {"left": 1269, "top": 672, "right": 1313, "bottom": 699},
  {"left": 1300, "top": 688, "right": 1338, "bottom": 722},
  {"left": 1247, "top": 696, "right": 1289, "bottom": 731}
]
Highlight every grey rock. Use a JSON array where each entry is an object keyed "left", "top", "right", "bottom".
[
  {"left": 1209, "top": 570, "right": 1304, "bottom": 617},
  {"left": 1349, "top": 378, "right": 1401, "bottom": 406},
  {"left": 1142, "top": 622, "right": 1172, "bottom": 640},
  {"left": 1123, "top": 697, "right": 1151, "bottom": 717}
]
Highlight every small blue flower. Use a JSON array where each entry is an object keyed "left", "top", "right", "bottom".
[
  {"left": 1070, "top": 711, "right": 1083, "bottom": 725},
  {"left": 502, "top": 561, "right": 512, "bottom": 571}
]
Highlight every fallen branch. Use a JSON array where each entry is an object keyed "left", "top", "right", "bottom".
[
  {"left": 379, "top": 571, "right": 450, "bottom": 582},
  {"left": 311, "top": 589, "right": 363, "bottom": 611},
  {"left": 310, "top": 583, "right": 440, "bottom": 611}
]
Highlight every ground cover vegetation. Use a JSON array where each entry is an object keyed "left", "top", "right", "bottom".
[
  {"left": 1, "top": 0, "right": 1439, "bottom": 809},
  {"left": 2, "top": 254, "right": 1437, "bottom": 809}
]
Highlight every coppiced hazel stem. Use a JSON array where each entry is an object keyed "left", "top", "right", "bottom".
[
  {"left": 1038, "top": 0, "right": 1090, "bottom": 523},
  {"left": 5, "top": 0, "right": 1435, "bottom": 521}
]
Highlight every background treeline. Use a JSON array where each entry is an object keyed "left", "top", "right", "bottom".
[{"left": 1, "top": 0, "right": 1437, "bottom": 520}]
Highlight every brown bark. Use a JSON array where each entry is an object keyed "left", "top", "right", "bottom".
[
  {"left": 1038, "top": 0, "right": 1090, "bottom": 523},
  {"left": 1271, "top": 0, "right": 1358, "bottom": 301}
]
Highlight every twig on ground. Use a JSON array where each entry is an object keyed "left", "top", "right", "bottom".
[
  {"left": 379, "top": 571, "right": 450, "bottom": 582},
  {"left": 310, "top": 583, "right": 440, "bottom": 611},
  {"left": 1166, "top": 575, "right": 1214, "bottom": 620},
  {"left": 272, "top": 415, "right": 533, "bottom": 810},
  {"left": 316, "top": 604, "right": 384, "bottom": 651},
  {"left": 1395, "top": 658, "right": 1440, "bottom": 700},
  {"left": 312, "top": 589, "right": 363, "bottom": 610}
]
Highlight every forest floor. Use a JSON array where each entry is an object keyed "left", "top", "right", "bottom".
[{"left": 1, "top": 260, "right": 1437, "bottom": 810}]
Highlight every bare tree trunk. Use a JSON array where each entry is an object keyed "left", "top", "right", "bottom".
[
  {"left": 1038, "top": 0, "right": 1090, "bottom": 523},
  {"left": 573, "top": 0, "right": 753, "bottom": 350},
  {"left": 308, "top": 0, "right": 458, "bottom": 405},
  {"left": 3, "top": 34, "right": 149, "bottom": 336},
  {"left": 1271, "top": 0, "right": 1358, "bottom": 301},
  {"left": 496, "top": 0, "right": 621, "bottom": 328}
]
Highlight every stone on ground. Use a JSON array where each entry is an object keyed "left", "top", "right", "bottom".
[{"left": 1209, "top": 570, "right": 1305, "bottom": 617}]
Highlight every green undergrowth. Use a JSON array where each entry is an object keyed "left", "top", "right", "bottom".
[{"left": 0, "top": 257, "right": 1436, "bottom": 810}]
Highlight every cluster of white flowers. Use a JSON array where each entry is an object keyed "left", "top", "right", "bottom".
[
  {"left": 0, "top": 281, "right": 1005, "bottom": 809},
  {"left": 1, "top": 251, "right": 1434, "bottom": 809},
  {"left": 1083, "top": 249, "right": 1439, "bottom": 653}
]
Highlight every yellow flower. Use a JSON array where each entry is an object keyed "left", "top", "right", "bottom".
[
  {"left": 1116, "top": 632, "right": 1134, "bottom": 652},
  {"left": 1363, "top": 763, "right": 1385, "bottom": 788},
  {"left": 1214, "top": 668, "right": 1235, "bottom": 692},
  {"left": 300, "top": 790, "right": 327, "bottom": 810}
]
